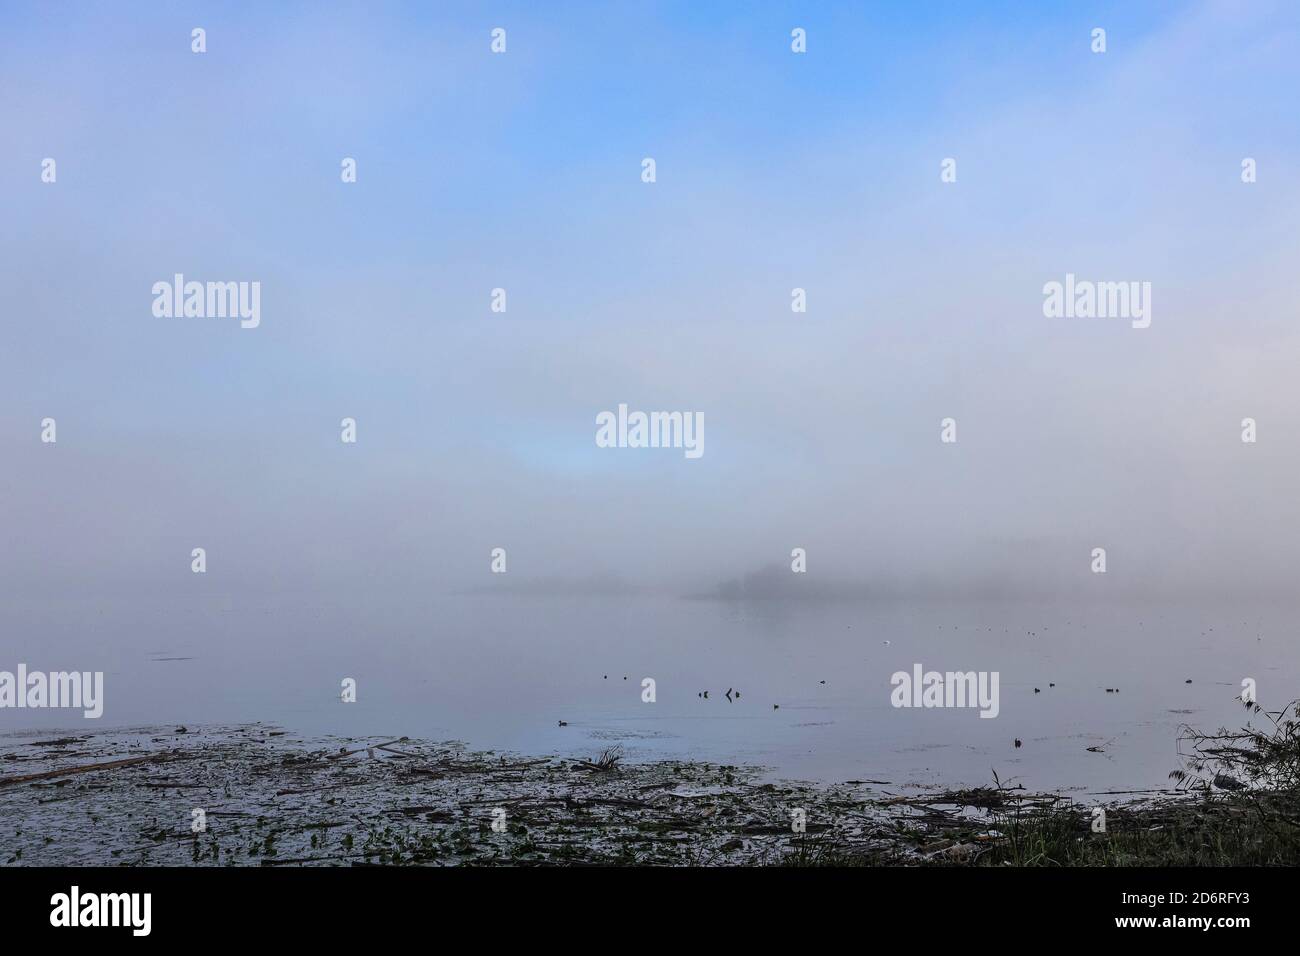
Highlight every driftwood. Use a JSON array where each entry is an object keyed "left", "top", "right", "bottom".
[
  {"left": 274, "top": 782, "right": 364, "bottom": 797},
  {"left": 375, "top": 745, "right": 420, "bottom": 758},
  {"left": 0, "top": 754, "right": 162, "bottom": 788},
  {"left": 328, "top": 739, "right": 406, "bottom": 761}
]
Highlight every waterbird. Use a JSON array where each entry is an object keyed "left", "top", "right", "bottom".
[
  {"left": 1014, "top": 739, "right": 1022, "bottom": 748},
  {"left": 558, "top": 720, "right": 568, "bottom": 727},
  {"left": 773, "top": 704, "right": 779, "bottom": 710}
]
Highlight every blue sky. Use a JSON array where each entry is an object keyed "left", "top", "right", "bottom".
[{"left": 3, "top": 2, "right": 1300, "bottom": 597}]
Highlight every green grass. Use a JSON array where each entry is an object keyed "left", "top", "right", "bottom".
[{"left": 979, "top": 792, "right": 1300, "bottom": 866}]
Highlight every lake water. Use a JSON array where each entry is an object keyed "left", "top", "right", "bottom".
[{"left": 3, "top": 594, "right": 1293, "bottom": 795}]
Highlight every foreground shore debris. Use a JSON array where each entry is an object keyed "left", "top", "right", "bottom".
[{"left": 1, "top": 723, "right": 1294, "bottom": 866}]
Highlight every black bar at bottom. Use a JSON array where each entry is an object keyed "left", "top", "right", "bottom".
[{"left": 0, "top": 865, "right": 1269, "bottom": 941}]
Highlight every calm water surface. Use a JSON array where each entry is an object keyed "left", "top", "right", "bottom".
[{"left": 3, "top": 594, "right": 1293, "bottom": 794}]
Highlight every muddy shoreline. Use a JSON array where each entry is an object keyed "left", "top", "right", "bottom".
[{"left": 0, "top": 724, "right": 1190, "bottom": 866}]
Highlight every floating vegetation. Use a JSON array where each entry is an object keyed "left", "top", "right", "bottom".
[{"left": 4, "top": 712, "right": 1299, "bottom": 867}]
